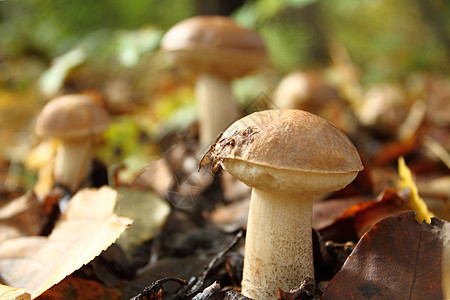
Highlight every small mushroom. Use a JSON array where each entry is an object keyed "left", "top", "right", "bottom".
[
  {"left": 356, "top": 83, "right": 408, "bottom": 137},
  {"left": 35, "top": 94, "right": 110, "bottom": 192},
  {"left": 161, "top": 15, "right": 267, "bottom": 147},
  {"left": 203, "top": 109, "right": 363, "bottom": 299},
  {"left": 273, "top": 70, "right": 338, "bottom": 114}
]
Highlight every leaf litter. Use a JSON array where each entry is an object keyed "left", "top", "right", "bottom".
[{"left": 0, "top": 29, "right": 449, "bottom": 300}]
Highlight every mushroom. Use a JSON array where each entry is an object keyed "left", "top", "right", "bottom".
[
  {"left": 356, "top": 83, "right": 408, "bottom": 137},
  {"left": 35, "top": 94, "right": 110, "bottom": 192},
  {"left": 273, "top": 70, "right": 339, "bottom": 115},
  {"left": 202, "top": 109, "right": 363, "bottom": 299},
  {"left": 272, "top": 70, "right": 354, "bottom": 132},
  {"left": 161, "top": 15, "right": 267, "bottom": 147}
]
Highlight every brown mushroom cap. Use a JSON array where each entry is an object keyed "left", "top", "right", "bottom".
[
  {"left": 209, "top": 109, "right": 363, "bottom": 194},
  {"left": 35, "top": 94, "right": 111, "bottom": 139},
  {"left": 161, "top": 15, "right": 267, "bottom": 80}
]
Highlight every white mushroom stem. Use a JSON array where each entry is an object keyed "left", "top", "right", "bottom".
[
  {"left": 242, "top": 188, "right": 314, "bottom": 300},
  {"left": 195, "top": 74, "right": 240, "bottom": 148},
  {"left": 53, "top": 138, "right": 92, "bottom": 192}
]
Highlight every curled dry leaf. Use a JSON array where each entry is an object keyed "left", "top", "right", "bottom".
[
  {"left": 277, "top": 277, "right": 322, "bottom": 300},
  {"left": 318, "top": 188, "right": 409, "bottom": 242},
  {"left": 323, "top": 211, "right": 449, "bottom": 300},
  {"left": 0, "top": 186, "right": 132, "bottom": 299}
]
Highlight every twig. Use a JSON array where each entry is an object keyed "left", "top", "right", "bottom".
[
  {"left": 131, "top": 277, "right": 188, "bottom": 300},
  {"left": 178, "top": 229, "right": 245, "bottom": 298}
]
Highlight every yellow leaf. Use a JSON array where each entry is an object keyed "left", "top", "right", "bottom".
[
  {"left": 397, "top": 156, "right": 434, "bottom": 223},
  {"left": 24, "top": 140, "right": 58, "bottom": 197},
  {"left": 24, "top": 140, "right": 58, "bottom": 171},
  {"left": 0, "top": 186, "right": 132, "bottom": 299}
]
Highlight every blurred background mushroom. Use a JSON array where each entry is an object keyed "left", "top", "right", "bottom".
[
  {"left": 161, "top": 15, "right": 267, "bottom": 148},
  {"left": 272, "top": 70, "right": 339, "bottom": 114},
  {"left": 35, "top": 94, "right": 110, "bottom": 193},
  {"left": 356, "top": 83, "right": 409, "bottom": 138},
  {"left": 271, "top": 69, "right": 354, "bottom": 131}
]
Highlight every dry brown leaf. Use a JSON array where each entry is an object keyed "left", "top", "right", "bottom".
[
  {"left": 373, "top": 137, "right": 419, "bottom": 167},
  {"left": 0, "top": 192, "right": 46, "bottom": 244},
  {"left": 0, "top": 186, "right": 132, "bottom": 299},
  {"left": 0, "top": 284, "right": 31, "bottom": 300},
  {"left": 318, "top": 188, "right": 409, "bottom": 242},
  {"left": 38, "top": 275, "right": 122, "bottom": 299},
  {"left": 323, "top": 211, "right": 449, "bottom": 299},
  {"left": 277, "top": 277, "right": 322, "bottom": 300},
  {"left": 312, "top": 196, "right": 371, "bottom": 230}
]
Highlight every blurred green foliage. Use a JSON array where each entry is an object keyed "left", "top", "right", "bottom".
[
  {"left": 1, "top": 0, "right": 448, "bottom": 84},
  {"left": 0, "top": 0, "right": 448, "bottom": 191},
  {"left": 233, "top": 0, "right": 449, "bottom": 82},
  {"left": 319, "top": 0, "right": 450, "bottom": 83},
  {"left": 0, "top": 0, "right": 194, "bottom": 58}
]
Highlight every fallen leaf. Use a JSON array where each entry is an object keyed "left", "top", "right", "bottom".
[
  {"left": 24, "top": 140, "right": 57, "bottom": 197},
  {"left": 38, "top": 275, "right": 122, "bottom": 299},
  {"left": 318, "top": 188, "right": 409, "bottom": 242},
  {"left": 23, "top": 140, "right": 57, "bottom": 171},
  {"left": 323, "top": 211, "right": 449, "bottom": 300},
  {"left": 373, "top": 138, "right": 419, "bottom": 167},
  {"left": 0, "top": 186, "right": 132, "bottom": 298},
  {"left": 313, "top": 196, "right": 371, "bottom": 230},
  {"left": 417, "top": 176, "right": 450, "bottom": 221},
  {"left": 114, "top": 187, "right": 171, "bottom": 257},
  {"left": 397, "top": 156, "right": 434, "bottom": 223},
  {"left": 277, "top": 277, "right": 322, "bottom": 300},
  {"left": 0, "top": 284, "right": 31, "bottom": 300},
  {"left": 0, "top": 192, "right": 46, "bottom": 243}
]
